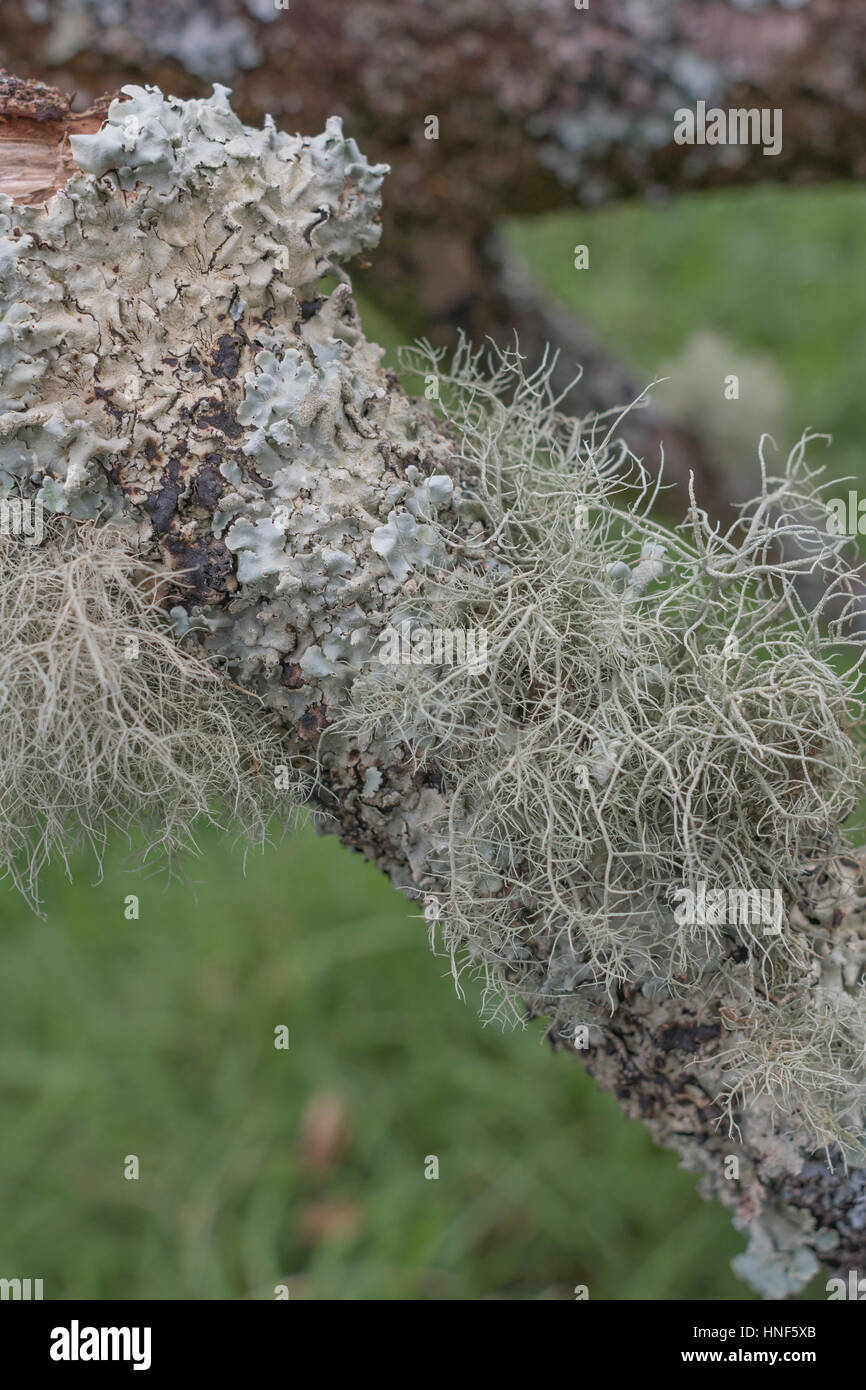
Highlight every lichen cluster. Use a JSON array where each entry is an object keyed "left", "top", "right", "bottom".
[
  {"left": 0, "top": 83, "right": 864, "bottom": 1221},
  {"left": 0, "top": 83, "right": 459, "bottom": 898},
  {"left": 0, "top": 515, "right": 302, "bottom": 911},
  {"left": 339, "top": 339, "right": 866, "bottom": 1159}
]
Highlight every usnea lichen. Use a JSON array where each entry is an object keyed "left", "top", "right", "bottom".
[
  {"left": 335, "top": 339, "right": 866, "bottom": 1160},
  {"left": 0, "top": 515, "right": 304, "bottom": 912}
]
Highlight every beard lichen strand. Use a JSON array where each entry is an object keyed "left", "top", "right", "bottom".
[
  {"left": 1, "top": 84, "right": 865, "bottom": 1298},
  {"left": 0, "top": 514, "right": 309, "bottom": 910},
  {"left": 320, "top": 336, "right": 866, "bottom": 1296}
]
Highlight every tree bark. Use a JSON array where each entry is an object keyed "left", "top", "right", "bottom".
[{"left": 1, "top": 73, "right": 864, "bottom": 1302}]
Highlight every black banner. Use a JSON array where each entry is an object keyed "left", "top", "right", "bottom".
[{"left": 1, "top": 1297, "right": 860, "bottom": 1376}]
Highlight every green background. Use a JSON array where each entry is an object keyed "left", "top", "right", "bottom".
[{"left": 1, "top": 183, "right": 863, "bottom": 1300}]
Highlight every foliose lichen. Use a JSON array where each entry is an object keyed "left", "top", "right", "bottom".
[{"left": 0, "top": 81, "right": 462, "bottom": 887}]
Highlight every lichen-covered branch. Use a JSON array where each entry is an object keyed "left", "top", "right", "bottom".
[
  {"left": 1, "top": 80, "right": 865, "bottom": 1300},
  {"left": 4, "top": 0, "right": 866, "bottom": 521}
]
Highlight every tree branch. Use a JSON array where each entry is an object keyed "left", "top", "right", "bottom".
[{"left": 1, "top": 76, "right": 864, "bottom": 1301}]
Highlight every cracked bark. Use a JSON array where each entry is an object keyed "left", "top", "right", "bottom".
[{"left": 1, "top": 72, "right": 864, "bottom": 1302}]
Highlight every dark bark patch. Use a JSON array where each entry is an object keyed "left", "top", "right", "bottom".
[
  {"left": 211, "top": 332, "right": 243, "bottom": 381},
  {"left": 297, "top": 702, "right": 329, "bottom": 741},
  {"left": 280, "top": 660, "right": 305, "bottom": 689},
  {"left": 193, "top": 395, "right": 244, "bottom": 439},
  {"left": 193, "top": 462, "right": 225, "bottom": 510},
  {"left": 654, "top": 1020, "right": 720, "bottom": 1053},
  {"left": 163, "top": 534, "right": 238, "bottom": 605},
  {"left": 142, "top": 458, "right": 184, "bottom": 533}
]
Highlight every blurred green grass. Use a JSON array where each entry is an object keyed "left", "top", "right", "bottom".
[
  {"left": 505, "top": 184, "right": 866, "bottom": 491},
  {"left": 0, "top": 823, "right": 750, "bottom": 1300},
  {"left": 2, "top": 181, "right": 863, "bottom": 1301}
]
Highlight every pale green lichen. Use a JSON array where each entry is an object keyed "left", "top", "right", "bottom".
[
  {"left": 0, "top": 516, "right": 304, "bottom": 912},
  {"left": 0, "top": 82, "right": 863, "bottom": 1296},
  {"left": 336, "top": 339, "right": 866, "bottom": 1160}
]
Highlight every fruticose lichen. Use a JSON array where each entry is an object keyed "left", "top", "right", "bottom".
[
  {"left": 0, "top": 515, "right": 304, "bottom": 911},
  {"left": 1, "top": 82, "right": 865, "bottom": 1296},
  {"left": 339, "top": 340, "right": 866, "bottom": 1156}
]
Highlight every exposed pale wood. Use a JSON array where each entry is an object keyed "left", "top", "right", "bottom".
[{"left": 0, "top": 72, "right": 108, "bottom": 205}]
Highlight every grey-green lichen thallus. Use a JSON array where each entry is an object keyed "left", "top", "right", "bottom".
[{"left": 1, "top": 84, "right": 865, "bottom": 1297}]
